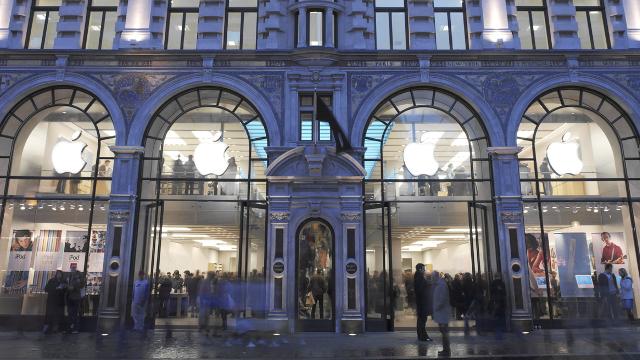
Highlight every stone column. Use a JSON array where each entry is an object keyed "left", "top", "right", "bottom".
[
  {"left": 547, "top": 0, "right": 580, "bottom": 49},
  {"left": 197, "top": 0, "right": 225, "bottom": 49},
  {"left": 621, "top": 0, "right": 640, "bottom": 48},
  {"left": 407, "top": 0, "right": 435, "bottom": 50},
  {"left": 116, "top": 0, "right": 164, "bottom": 49},
  {"left": 465, "top": 0, "right": 483, "bottom": 49},
  {"left": 3, "top": 0, "right": 29, "bottom": 48},
  {"left": 257, "top": 0, "right": 288, "bottom": 49},
  {"left": 54, "top": 0, "right": 88, "bottom": 48},
  {"left": 340, "top": 211, "right": 364, "bottom": 333},
  {"left": 97, "top": 146, "right": 143, "bottom": 333},
  {"left": 488, "top": 147, "right": 532, "bottom": 332},
  {"left": 0, "top": 0, "right": 15, "bottom": 48},
  {"left": 265, "top": 210, "right": 289, "bottom": 332},
  {"left": 324, "top": 9, "right": 334, "bottom": 48},
  {"left": 297, "top": 7, "right": 307, "bottom": 47},
  {"left": 480, "top": 0, "right": 516, "bottom": 48}
]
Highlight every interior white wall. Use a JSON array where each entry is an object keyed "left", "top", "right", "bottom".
[
  {"left": 159, "top": 240, "right": 220, "bottom": 274},
  {"left": 422, "top": 243, "right": 473, "bottom": 275}
]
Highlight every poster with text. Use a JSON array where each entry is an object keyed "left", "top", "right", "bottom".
[
  {"left": 8, "top": 230, "right": 34, "bottom": 271},
  {"left": 64, "top": 231, "right": 89, "bottom": 253},
  {"left": 591, "top": 232, "right": 627, "bottom": 276},
  {"left": 554, "top": 233, "right": 592, "bottom": 297},
  {"left": 525, "top": 233, "right": 559, "bottom": 297},
  {"left": 10, "top": 230, "right": 33, "bottom": 252},
  {"left": 62, "top": 252, "right": 86, "bottom": 272}
]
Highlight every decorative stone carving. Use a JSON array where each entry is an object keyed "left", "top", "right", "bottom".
[
  {"left": 270, "top": 211, "right": 290, "bottom": 222},
  {"left": 341, "top": 212, "right": 361, "bottom": 222},
  {"left": 501, "top": 211, "right": 522, "bottom": 224},
  {"left": 0, "top": 73, "right": 31, "bottom": 94},
  {"left": 109, "top": 210, "right": 130, "bottom": 222},
  {"left": 238, "top": 73, "right": 284, "bottom": 120},
  {"left": 93, "top": 73, "right": 176, "bottom": 121},
  {"left": 349, "top": 73, "right": 394, "bottom": 115}
]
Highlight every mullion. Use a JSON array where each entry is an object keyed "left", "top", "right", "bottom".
[
  {"left": 180, "top": 12, "right": 187, "bottom": 49},
  {"left": 528, "top": 10, "right": 535, "bottom": 49}
]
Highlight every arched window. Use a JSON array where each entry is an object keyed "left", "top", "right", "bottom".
[
  {"left": 136, "top": 87, "right": 268, "bottom": 327},
  {"left": 362, "top": 87, "right": 495, "bottom": 330},
  {"left": 518, "top": 87, "right": 640, "bottom": 323},
  {"left": 0, "top": 87, "right": 115, "bottom": 317}
]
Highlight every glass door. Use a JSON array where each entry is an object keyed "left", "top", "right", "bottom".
[
  {"left": 141, "top": 201, "right": 164, "bottom": 327},
  {"left": 296, "top": 219, "right": 335, "bottom": 331},
  {"left": 364, "top": 203, "right": 392, "bottom": 330},
  {"left": 237, "top": 201, "right": 267, "bottom": 319},
  {"left": 467, "top": 202, "right": 492, "bottom": 280}
]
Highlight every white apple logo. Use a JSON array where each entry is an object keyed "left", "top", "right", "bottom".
[
  {"left": 51, "top": 131, "right": 87, "bottom": 174},
  {"left": 403, "top": 132, "right": 439, "bottom": 176},
  {"left": 546, "top": 132, "right": 583, "bottom": 176},
  {"left": 193, "top": 131, "right": 230, "bottom": 176}
]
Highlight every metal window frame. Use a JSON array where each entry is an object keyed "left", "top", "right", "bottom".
[
  {"left": 298, "top": 92, "right": 333, "bottom": 143},
  {"left": 25, "top": 6, "right": 60, "bottom": 49},
  {"left": 575, "top": 0, "right": 611, "bottom": 49},
  {"left": 433, "top": 0, "right": 468, "bottom": 50},
  {"left": 516, "top": 0, "right": 552, "bottom": 50},
  {"left": 82, "top": 0, "right": 118, "bottom": 50},
  {"left": 164, "top": 1, "right": 199, "bottom": 50},
  {"left": 224, "top": 0, "right": 258, "bottom": 50},
  {"left": 374, "top": 1, "right": 408, "bottom": 50}
]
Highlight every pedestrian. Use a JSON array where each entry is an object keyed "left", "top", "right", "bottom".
[
  {"left": 432, "top": 270, "right": 451, "bottom": 357},
  {"left": 198, "top": 271, "right": 216, "bottom": 331},
  {"left": 158, "top": 273, "right": 172, "bottom": 318},
  {"left": 187, "top": 270, "right": 201, "bottom": 318},
  {"left": 310, "top": 269, "right": 327, "bottom": 319},
  {"left": 488, "top": 273, "right": 507, "bottom": 339},
  {"left": 132, "top": 270, "right": 150, "bottom": 331},
  {"left": 598, "top": 263, "right": 619, "bottom": 320},
  {"left": 618, "top": 268, "right": 634, "bottom": 320},
  {"left": 65, "top": 265, "right": 86, "bottom": 334},
  {"left": 461, "top": 272, "right": 474, "bottom": 334},
  {"left": 43, "top": 270, "right": 66, "bottom": 334},
  {"left": 413, "top": 263, "right": 433, "bottom": 342}
]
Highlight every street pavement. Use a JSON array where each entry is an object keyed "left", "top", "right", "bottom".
[{"left": 1, "top": 327, "right": 640, "bottom": 359}]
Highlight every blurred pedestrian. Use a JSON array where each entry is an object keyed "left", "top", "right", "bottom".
[
  {"left": 489, "top": 273, "right": 507, "bottom": 339},
  {"left": 432, "top": 271, "right": 451, "bottom": 357},
  {"left": 158, "top": 273, "right": 172, "bottom": 318},
  {"left": 66, "top": 265, "right": 86, "bottom": 334},
  {"left": 598, "top": 263, "right": 619, "bottom": 320},
  {"left": 43, "top": 270, "right": 66, "bottom": 334},
  {"left": 414, "top": 263, "right": 433, "bottom": 342},
  {"left": 198, "top": 271, "right": 216, "bottom": 331},
  {"left": 619, "top": 268, "right": 634, "bottom": 320},
  {"left": 132, "top": 270, "right": 150, "bottom": 331}
]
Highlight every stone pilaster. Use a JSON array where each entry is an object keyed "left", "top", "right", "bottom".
[
  {"left": 325, "top": 10, "right": 334, "bottom": 48},
  {"left": 257, "top": 0, "right": 288, "bottom": 49},
  {"left": 547, "top": 0, "right": 580, "bottom": 49},
  {"left": 621, "top": 0, "right": 640, "bottom": 48},
  {"left": 297, "top": 7, "right": 307, "bottom": 48},
  {"left": 197, "top": 0, "right": 225, "bottom": 49},
  {"left": 97, "top": 146, "right": 143, "bottom": 333},
  {"left": 6, "top": 0, "right": 29, "bottom": 48},
  {"left": 0, "top": 0, "right": 15, "bottom": 48},
  {"left": 407, "top": 0, "right": 435, "bottom": 50},
  {"left": 489, "top": 147, "right": 532, "bottom": 332},
  {"left": 465, "top": 0, "right": 483, "bottom": 49},
  {"left": 54, "top": 0, "right": 88, "bottom": 48},
  {"left": 341, "top": 0, "right": 374, "bottom": 50},
  {"left": 116, "top": 0, "right": 164, "bottom": 49}
]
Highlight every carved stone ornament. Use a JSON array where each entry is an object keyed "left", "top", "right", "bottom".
[
  {"left": 341, "top": 212, "right": 361, "bottom": 222},
  {"left": 501, "top": 211, "right": 522, "bottom": 224},
  {"left": 109, "top": 210, "right": 130, "bottom": 222},
  {"left": 270, "top": 211, "right": 290, "bottom": 222}
]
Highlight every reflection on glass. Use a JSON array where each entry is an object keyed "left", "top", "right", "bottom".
[
  {"left": 28, "top": 12, "right": 47, "bottom": 49},
  {"left": 531, "top": 11, "right": 549, "bottom": 49},
  {"left": 450, "top": 12, "right": 465, "bottom": 49},
  {"left": 435, "top": 12, "right": 449, "bottom": 49},
  {"left": 391, "top": 12, "right": 406, "bottom": 49},
  {"left": 183, "top": 13, "right": 198, "bottom": 49},
  {"left": 167, "top": 13, "right": 184, "bottom": 49},
  {"left": 43, "top": 12, "right": 59, "bottom": 49},
  {"left": 375, "top": 12, "right": 391, "bottom": 50},
  {"left": 298, "top": 221, "right": 333, "bottom": 320},
  {"left": 226, "top": 13, "right": 241, "bottom": 49},
  {"left": 242, "top": 12, "right": 257, "bottom": 49}
]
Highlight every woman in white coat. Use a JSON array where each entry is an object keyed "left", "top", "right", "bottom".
[{"left": 432, "top": 271, "right": 451, "bottom": 357}]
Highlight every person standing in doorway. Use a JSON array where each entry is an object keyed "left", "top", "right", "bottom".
[
  {"left": 598, "top": 263, "right": 619, "bottom": 320},
  {"left": 540, "top": 157, "right": 553, "bottom": 196},
  {"left": 66, "top": 265, "right": 86, "bottom": 334},
  {"left": 132, "top": 270, "right": 150, "bottom": 331},
  {"left": 432, "top": 271, "right": 451, "bottom": 357},
  {"left": 43, "top": 270, "right": 66, "bottom": 334},
  {"left": 414, "top": 263, "right": 433, "bottom": 342},
  {"left": 310, "top": 269, "right": 327, "bottom": 319},
  {"left": 184, "top": 155, "right": 196, "bottom": 195},
  {"left": 618, "top": 268, "right": 634, "bottom": 321}
]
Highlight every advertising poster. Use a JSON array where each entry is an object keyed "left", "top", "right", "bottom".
[
  {"left": 63, "top": 231, "right": 88, "bottom": 271},
  {"left": 88, "top": 230, "right": 106, "bottom": 273},
  {"left": 591, "top": 232, "right": 627, "bottom": 275},
  {"left": 62, "top": 252, "right": 86, "bottom": 272},
  {"left": 525, "top": 233, "right": 558, "bottom": 297},
  {"left": 4, "top": 230, "right": 34, "bottom": 293},
  {"left": 554, "top": 233, "right": 592, "bottom": 297},
  {"left": 32, "top": 230, "right": 62, "bottom": 292}
]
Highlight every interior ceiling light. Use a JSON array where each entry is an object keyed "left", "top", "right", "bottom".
[
  {"left": 170, "top": 233, "right": 208, "bottom": 238},
  {"left": 428, "top": 235, "right": 467, "bottom": 239}
]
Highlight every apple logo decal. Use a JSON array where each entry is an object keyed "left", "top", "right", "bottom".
[
  {"left": 193, "top": 131, "right": 230, "bottom": 176},
  {"left": 546, "top": 132, "right": 583, "bottom": 176},
  {"left": 51, "top": 131, "right": 88, "bottom": 174},
  {"left": 403, "top": 132, "right": 439, "bottom": 177}
]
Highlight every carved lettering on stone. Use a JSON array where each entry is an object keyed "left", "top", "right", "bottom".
[
  {"left": 501, "top": 211, "right": 522, "bottom": 224},
  {"left": 110, "top": 210, "right": 130, "bottom": 222},
  {"left": 270, "top": 211, "right": 290, "bottom": 222},
  {"left": 341, "top": 212, "right": 361, "bottom": 222}
]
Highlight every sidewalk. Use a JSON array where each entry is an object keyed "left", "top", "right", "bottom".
[{"left": 1, "top": 327, "right": 640, "bottom": 359}]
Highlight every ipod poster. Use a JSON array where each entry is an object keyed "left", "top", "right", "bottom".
[
  {"left": 554, "top": 232, "right": 592, "bottom": 297},
  {"left": 591, "top": 232, "right": 627, "bottom": 275}
]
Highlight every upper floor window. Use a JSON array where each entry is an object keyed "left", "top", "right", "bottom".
[
  {"left": 165, "top": 0, "right": 199, "bottom": 49},
  {"left": 374, "top": 0, "right": 406, "bottom": 50},
  {"left": 27, "top": 0, "right": 61, "bottom": 49},
  {"left": 574, "top": 0, "right": 609, "bottom": 49},
  {"left": 299, "top": 93, "right": 333, "bottom": 142},
  {"left": 515, "top": 0, "right": 550, "bottom": 49},
  {"left": 434, "top": 0, "right": 467, "bottom": 50},
  {"left": 83, "top": 0, "right": 118, "bottom": 49},
  {"left": 225, "top": 0, "right": 258, "bottom": 49}
]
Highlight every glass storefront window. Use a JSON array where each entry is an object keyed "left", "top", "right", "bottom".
[
  {"left": 297, "top": 220, "right": 333, "bottom": 321},
  {"left": 375, "top": 0, "right": 406, "bottom": 50},
  {"left": 0, "top": 88, "right": 114, "bottom": 317}
]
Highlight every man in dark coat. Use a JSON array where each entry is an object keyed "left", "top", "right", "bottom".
[{"left": 414, "top": 263, "right": 433, "bottom": 341}]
